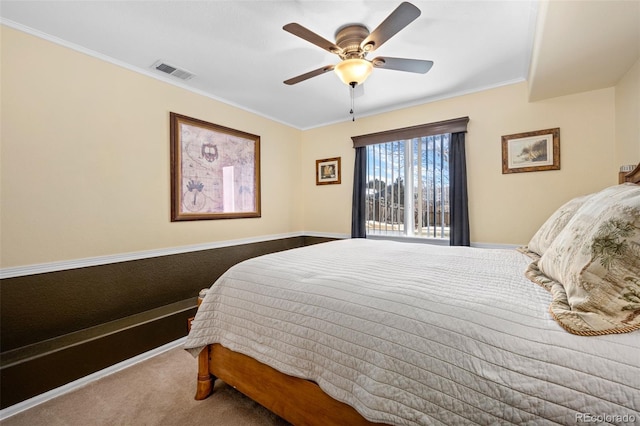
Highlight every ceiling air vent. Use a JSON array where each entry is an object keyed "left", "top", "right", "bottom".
[{"left": 151, "top": 60, "right": 195, "bottom": 81}]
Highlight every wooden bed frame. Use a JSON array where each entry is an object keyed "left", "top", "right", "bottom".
[
  {"left": 623, "top": 162, "right": 640, "bottom": 184},
  {"left": 193, "top": 162, "right": 640, "bottom": 426},
  {"left": 195, "top": 344, "right": 382, "bottom": 425}
]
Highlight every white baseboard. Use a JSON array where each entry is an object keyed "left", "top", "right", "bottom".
[
  {"left": 302, "top": 231, "right": 349, "bottom": 239},
  {"left": 471, "top": 242, "right": 521, "bottom": 250},
  {"left": 0, "top": 232, "right": 304, "bottom": 279},
  {"left": 0, "top": 338, "right": 187, "bottom": 421}
]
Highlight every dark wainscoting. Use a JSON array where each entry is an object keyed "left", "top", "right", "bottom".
[{"left": 0, "top": 235, "right": 336, "bottom": 409}]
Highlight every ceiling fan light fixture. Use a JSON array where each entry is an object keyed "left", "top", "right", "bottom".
[{"left": 334, "top": 58, "right": 373, "bottom": 86}]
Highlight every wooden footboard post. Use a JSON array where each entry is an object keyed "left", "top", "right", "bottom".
[
  {"left": 195, "top": 346, "right": 214, "bottom": 400},
  {"left": 194, "top": 288, "right": 214, "bottom": 400}
]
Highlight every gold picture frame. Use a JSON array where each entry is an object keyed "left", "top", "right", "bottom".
[
  {"left": 502, "top": 128, "right": 560, "bottom": 174},
  {"left": 316, "top": 157, "right": 341, "bottom": 185},
  {"left": 170, "top": 112, "right": 260, "bottom": 221}
]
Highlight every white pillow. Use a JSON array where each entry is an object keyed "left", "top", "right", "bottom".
[
  {"left": 527, "top": 184, "right": 640, "bottom": 335},
  {"left": 523, "top": 194, "right": 591, "bottom": 257}
]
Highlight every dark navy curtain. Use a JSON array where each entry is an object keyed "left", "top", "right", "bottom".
[
  {"left": 449, "top": 132, "right": 470, "bottom": 246},
  {"left": 351, "top": 146, "right": 366, "bottom": 238}
]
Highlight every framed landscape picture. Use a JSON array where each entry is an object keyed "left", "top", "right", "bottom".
[
  {"left": 502, "top": 128, "right": 560, "bottom": 174},
  {"left": 170, "top": 112, "right": 261, "bottom": 221},
  {"left": 316, "top": 157, "right": 341, "bottom": 185}
]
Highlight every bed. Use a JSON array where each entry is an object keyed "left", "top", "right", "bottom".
[{"left": 184, "top": 164, "right": 640, "bottom": 425}]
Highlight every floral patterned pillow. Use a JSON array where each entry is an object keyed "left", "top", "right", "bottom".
[
  {"left": 525, "top": 183, "right": 640, "bottom": 335},
  {"left": 520, "top": 194, "right": 591, "bottom": 258}
]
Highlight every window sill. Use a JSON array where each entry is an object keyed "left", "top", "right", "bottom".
[{"left": 366, "top": 234, "right": 450, "bottom": 246}]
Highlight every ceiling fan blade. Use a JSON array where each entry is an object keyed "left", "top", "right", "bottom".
[
  {"left": 371, "top": 57, "right": 433, "bottom": 74},
  {"left": 361, "top": 2, "right": 421, "bottom": 53},
  {"left": 283, "top": 23, "right": 342, "bottom": 54},
  {"left": 284, "top": 65, "right": 335, "bottom": 85}
]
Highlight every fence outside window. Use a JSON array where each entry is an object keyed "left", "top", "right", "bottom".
[{"left": 365, "top": 134, "right": 450, "bottom": 239}]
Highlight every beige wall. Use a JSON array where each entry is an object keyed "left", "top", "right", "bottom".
[
  {"left": 1, "top": 24, "right": 631, "bottom": 267},
  {"left": 1, "top": 27, "right": 302, "bottom": 267},
  {"left": 615, "top": 57, "right": 640, "bottom": 165},
  {"left": 301, "top": 82, "right": 617, "bottom": 245}
]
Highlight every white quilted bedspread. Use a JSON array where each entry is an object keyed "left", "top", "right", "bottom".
[{"left": 184, "top": 239, "right": 640, "bottom": 425}]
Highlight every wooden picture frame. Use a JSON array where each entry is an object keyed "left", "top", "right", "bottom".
[
  {"left": 170, "top": 112, "right": 260, "bottom": 221},
  {"left": 501, "top": 128, "right": 560, "bottom": 174},
  {"left": 316, "top": 157, "right": 341, "bottom": 185}
]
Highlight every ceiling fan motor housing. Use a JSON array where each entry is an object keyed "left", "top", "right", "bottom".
[{"left": 335, "top": 24, "right": 370, "bottom": 59}]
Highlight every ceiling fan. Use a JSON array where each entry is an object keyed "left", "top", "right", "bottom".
[{"left": 283, "top": 2, "right": 433, "bottom": 88}]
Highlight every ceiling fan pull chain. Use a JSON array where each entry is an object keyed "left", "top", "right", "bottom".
[{"left": 350, "top": 82, "right": 356, "bottom": 121}]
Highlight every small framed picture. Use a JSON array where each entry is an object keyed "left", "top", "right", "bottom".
[
  {"left": 501, "top": 128, "right": 560, "bottom": 174},
  {"left": 316, "top": 157, "right": 341, "bottom": 185}
]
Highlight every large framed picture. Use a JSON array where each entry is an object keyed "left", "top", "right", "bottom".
[
  {"left": 316, "top": 157, "right": 341, "bottom": 185},
  {"left": 501, "top": 128, "right": 560, "bottom": 174},
  {"left": 170, "top": 112, "right": 260, "bottom": 221}
]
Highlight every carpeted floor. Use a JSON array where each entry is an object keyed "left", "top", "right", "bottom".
[{"left": 1, "top": 347, "right": 290, "bottom": 426}]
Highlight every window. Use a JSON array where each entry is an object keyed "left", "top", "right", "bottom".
[
  {"left": 351, "top": 116, "right": 469, "bottom": 244},
  {"left": 366, "top": 134, "right": 450, "bottom": 239}
]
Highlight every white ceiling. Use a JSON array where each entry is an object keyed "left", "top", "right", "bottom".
[
  {"left": 528, "top": 0, "right": 639, "bottom": 102},
  {"left": 1, "top": 1, "right": 638, "bottom": 130}
]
